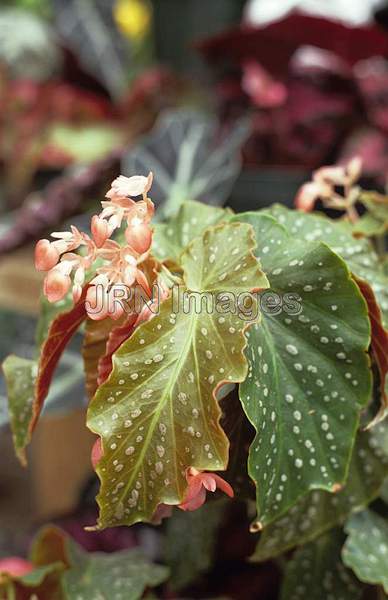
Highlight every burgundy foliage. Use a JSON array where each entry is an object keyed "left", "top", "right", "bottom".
[{"left": 198, "top": 13, "right": 388, "bottom": 176}]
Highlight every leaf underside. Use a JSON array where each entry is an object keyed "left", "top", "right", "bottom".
[
  {"left": 233, "top": 213, "right": 372, "bottom": 527},
  {"left": 87, "top": 222, "right": 269, "bottom": 528}
]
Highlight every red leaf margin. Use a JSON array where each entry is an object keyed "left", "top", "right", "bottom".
[
  {"left": 97, "top": 314, "right": 138, "bottom": 387},
  {"left": 29, "top": 288, "right": 89, "bottom": 435},
  {"left": 354, "top": 275, "right": 388, "bottom": 428}
]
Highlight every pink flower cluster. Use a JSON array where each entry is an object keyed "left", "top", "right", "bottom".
[
  {"left": 295, "top": 156, "right": 362, "bottom": 219},
  {"left": 35, "top": 173, "right": 154, "bottom": 320}
]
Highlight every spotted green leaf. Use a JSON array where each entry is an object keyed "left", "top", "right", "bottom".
[
  {"left": 152, "top": 200, "right": 230, "bottom": 262},
  {"left": 351, "top": 213, "right": 387, "bottom": 238},
  {"left": 87, "top": 222, "right": 269, "bottom": 528},
  {"left": 2, "top": 355, "right": 37, "bottom": 464},
  {"left": 251, "top": 423, "right": 388, "bottom": 562},
  {"left": 280, "top": 530, "right": 362, "bottom": 600},
  {"left": 232, "top": 212, "right": 372, "bottom": 528},
  {"left": 0, "top": 563, "right": 64, "bottom": 600},
  {"left": 266, "top": 204, "right": 388, "bottom": 325},
  {"left": 343, "top": 509, "right": 388, "bottom": 593},
  {"left": 360, "top": 191, "right": 388, "bottom": 236},
  {"left": 62, "top": 541, "right": 169, "bottom": 600},
  {"left": 165, "top": 500, "right": 226, "bottom": 590},
  {"left": 23, "top": 524, "right": 168, "bottom": 600}
]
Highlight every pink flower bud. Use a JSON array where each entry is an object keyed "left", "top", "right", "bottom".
[
  {"left": 0, "top": 557, "right": 33, "bottom": 577},
  {"left": 43, "top": 269, "right": 71, "bottom": 302},
  {"left": 125, "top": 223, "right": 152, "bottom": 254},
  {"left": 91, "top": 438, "right": 103, "bottom": 469},
  {"left": 91, "top": 215, "right": 111, "bottom": 248},
  {"left": 35, "top": 239, "right": 60, "bottom": 271}
]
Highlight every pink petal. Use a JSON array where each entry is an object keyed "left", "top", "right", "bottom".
[
  {"left": 110, "top": 173, "right": 153, "bottom": 198},
  {"left": 35, "top": 239, "right": 59, "bottom": 271},
  {"left": 72, "top": 284, "right": 82, "bottom": 303},
  {"left": 346, "top": 156, "right": 362, "bottom": 182},
  {"left": 179, "top": 485, "right": 207, "bottom": 511},
  {"left": 295, "top": 182, "right": 320, "bottom": 211},
  {"left": 125, "top": 223, "right": 152, "bottom": 255},
  {"left": 91, "top": 438, "right": 103, "bottom": 469},
  {"left": 314, "top": 166, "right": 346, "bottom": 185},
  {"left": 213, "top": 473, "right": 234, "bottom": 498},
  {"left": 135, "top": 269, "right": 151, "bottom": 296},
  {"left": 201, "top": 473, "right": 217, "bottom": 492},
  {"left": 0, "top": 557, "right": 33, "bottom": 577},
  {"left": 91, "top": 215, "right": 111, "bottom": 248},
  {"left": 43, "top": 269, "right": 71, "bottom": 303}
]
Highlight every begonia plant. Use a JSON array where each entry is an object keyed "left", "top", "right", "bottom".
[{"left": 2, "top": 155, "right": 388, "bottom": 598}]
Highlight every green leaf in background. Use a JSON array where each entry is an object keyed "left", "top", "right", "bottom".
[
  {"left": 165, "top": 500, "right": 226, "bottom": 590},
  {"left": 2, "top": 355, "right": 37, "bottom": 464},
  {"left": 232, "top": 213, "right": 372, "bottom": 528},
  {"left": 351, "top": 213, "right": 387, "bottom": 238},
  {"left": 2, "top": 0, "right": 51, "bottom": 18},
  {"left": 87, "top": 222, "right": 269, "bottom": 528},
  {"left": 0, "top": 526, "right": 66, "bottom": 600},
  {"left": 0, "top": 8, "right": 60, "bottom": 80},
  {"left": 251, "top": 423, "right": 388, "bottom": 562},
  {"left": 343, "top": 509, "right": 388, "bottom": 593},
  {"left": 12, "top": 525, "right": 168, "bottom": 600},
  {"left": 47, "top": 123, "right": 124, "bottom": 164},
  {"left": 360, "top": 192, "right": 388, "bottom": 236},
  {"left": 0, "top": 563, "right": 64, "bottom": 600},
  {"left": 2, "top": 292, "right": 87, "bottom": 462},
  {"left": 17, "top": 564, "right": 64, "bottom": 587},
  {"left": 152, "top": 200, "right": 230, "bottom": 263},
  {"left": 63, "top": 541, "right": 169, "bottom": 600},
  {"left": 381, "top": 477, "right": 388, "bottom": 504},
  {"left": 266, "top": 205, "right": 388, "bottom": 326},
  {"left": 280, "top": 530, "right": 362, "bottom": 600},
  {"left": 124, "top": 109, "right": 249, "bottom": 219}
]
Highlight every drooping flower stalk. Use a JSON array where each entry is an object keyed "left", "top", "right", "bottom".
[{"left": 35, "top": 173, "right": 154, "bottom": 320}]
